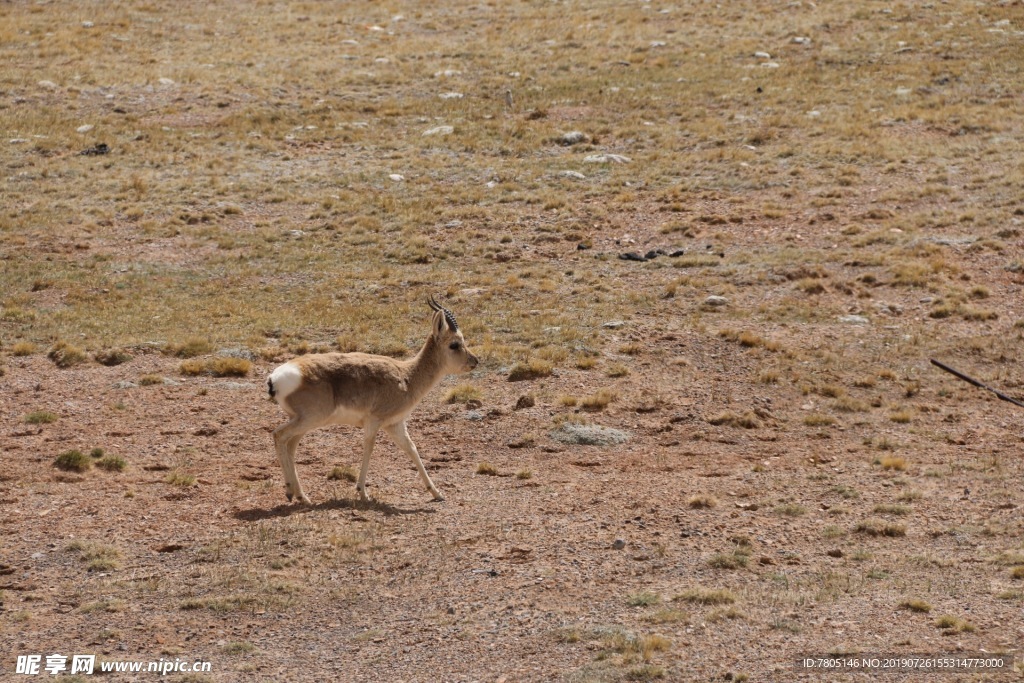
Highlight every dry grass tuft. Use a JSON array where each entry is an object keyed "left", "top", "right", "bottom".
[
  {"left": 507, "top": 358, "right": 553, "bottom": 381},
  {"left": 327, "top": 465, "right": 358, "bottom": 483},
  {"left": 673, "top": 587, "right": 737, "bottom": 605},
  {"left": 853, "top": 519, "right": 906, "bottom": 537},
  {"left": 47, "top": 341, "right": 88, "bottom": 368},
  {"left": 899, "top": 599, "right": 932, "bottom": 613},
  {"left": 165, "top": 338, "right": 214, "bottom": 358},
  {"left": 879, "top": 456, "right": 907, "bottom": 471},
  {"left": 581, "top": 388, "right": 617, "bottom": 411},
  {"left": 54, "top": 450, "right": 91, "bottom": 472},
  {"left": 707, "top": 411, "right": 760, "bottom": 429},
  {"left": 94, "top": 348, "right": 133, "bottom": 366},
  {"left": 445, "top": 383, "right": 482, "bottom": 404},
  {"left": 180, "top": 358, "right": 252, "bottom": 377},
  {"left": 687, "top": 495, "right": 718, "bottom": 509}
]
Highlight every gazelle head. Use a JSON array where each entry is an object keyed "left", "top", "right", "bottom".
[{"left": 428, "top": 296, "right": 478, "bottom": 374}]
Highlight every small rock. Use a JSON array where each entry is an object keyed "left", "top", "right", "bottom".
[
  {"left": 38, "top": 80, "right": 58, "bottom": 90},
  {"left": 761, "top": 62, "right": 780, "bottom": 69},
  {"left": 76, "top": 124, "right": 94, "bottom": 134},
  {"left": 158, "top": 77, "right": 175, "bottom": 86},
  {"left": 559, "top": 170, "right": 587, "bottom": 180},
  {"left": 550, "top": 423, "right": 630, "bottom": 446},
  {"left": 81, "top": 21, "right": 94, "bottom": 28},
  {"left": 612, "top": 539, "right": 626, "bottom": 550},
  {"left": 422, "top": 125, "right": 454, "bottom": 136},
  {"left": 576, "top": 242, "right": 591, "bottom": 250},
  {"left": 754, "top": 51, "right": 772, "bottom": 59},
  {"left": 557, "top": 131, "right": 589, "bottom": 146},
  {"left": 389, "top": 173, "right": 405, "bottom": 181},
  {"left": 827, "top": 549, "right": 844, "bottom": 558},
  {"left": 583, "top": 153, "right": 631, "bottom": 164},
  {"left": 79, "top": 143, "right": 109, "bottom": 156},
  {"left": 438, "top": 92, "right": 463, "bottom": 100},
  {"left": 793, "top": 36, "right": 811, "bottom": 45},
  {"left": 112, "top": 381, "right": 138, "bottom": 389},
  {"left": 838, "top": 314, "right": 869, "bottom": 324},
  {"left": 464, "top": 410, "right": 484, "bottom": 421},
  {"left": 668, "top": 249, "right": 686, "bottom": 257},
  {"left": 433, "top": 69, "right": 462, "bottom": 78},
  {"left": 619, "top": 252, "right": 647, "bottom": 262},
  {"left": 506, "top": 435, "right": 535, "bottom": 449},
  {"left": 644, "top": 249, "right": 665, "bottom": 260},
  {"left": 215, "top": 382, "right": 250, "bottom": 390},
  {"left": 514, "top": 395, "right": 535, "bottom": 410},
  {"left": 602, "top": 320, "right": 626, "bottom": 329},
  {"left": 703, "top": 295, "right": 729, "bottom": 307},
  {"left": 216, "top": 347, "right": 255, "bottom": 360},
  {"left": 193, "top": 426, "right": 219, "bottom": 437},
  {"left": 9, "top": 138, "right": 29, "bottom": 144}
]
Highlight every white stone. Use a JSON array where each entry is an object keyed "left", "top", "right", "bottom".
[
  {"left": 389, "top": 174, "right": 405, "bottom": 181},
  {"left": 583, "top": 153, "right": 631, "bottom": 164},
  {"left": 754, "top": 51, "right": 772, "bottom": 59},
  {"left": 559, "top": 170, "right": 587, "bottom": 179},
  {"left": 439, "top": 92, "right": 464, "bottom": 100},
  {"left": 703, "top": 295, "right": 729, "bottom": 307},
  {"left": 838, "top": 315, "right": 869, "bottom": 324},
  {"left": 422, "top": 125, "right": 454, "bottom": 136},
  {"left": 76, "top": 124, "right": 94, "bottom": 133},
  {"left": 38, "top": 80, "right": 58, "bottom": 89}
]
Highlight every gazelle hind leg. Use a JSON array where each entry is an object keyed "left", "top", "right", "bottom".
[
  {"left": 273, "top": 418, "right": 311, "bottom": 505},
  {"left": 385, "top": 421, "right": 443, "bottom": 501}
]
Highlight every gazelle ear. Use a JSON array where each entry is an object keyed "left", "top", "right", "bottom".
[{"left": 433, "top": 310, "right": 447, "bottom": 336}]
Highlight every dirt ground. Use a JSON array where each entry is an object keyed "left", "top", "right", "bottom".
[{"left": 4, "top": 268, "right": 1024, "bottom": 682}]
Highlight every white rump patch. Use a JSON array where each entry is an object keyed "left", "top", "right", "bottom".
[{"left": 268, "top": 362, "right": 303, "bottom": 406}]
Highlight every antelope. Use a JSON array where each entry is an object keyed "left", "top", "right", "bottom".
[{"left": 266, "top": 297, "right": 478, "bottom": 504}]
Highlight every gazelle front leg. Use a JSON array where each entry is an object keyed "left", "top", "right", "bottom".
[
  {"left": 385, "top": 421, "right": 444, "bottom": 501},
  {"left": 356, "top": 420, "right": 381, "bottom": 501}
]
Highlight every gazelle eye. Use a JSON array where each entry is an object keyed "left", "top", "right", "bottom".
[{"left": 449, "top": 342, "right": 461, "bottom": 351}]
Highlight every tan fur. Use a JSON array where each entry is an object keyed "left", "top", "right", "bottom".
[{"left": 270, "top": 306, "right": 477, "bottom": 504}]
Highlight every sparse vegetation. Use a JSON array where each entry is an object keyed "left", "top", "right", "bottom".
[
  {"left": 166, "top": 471, "right": 197, "bottom": 487},
  {"left": 853, "top": 519, "right": 906, "bottom": 537},
  {"left": 67, "top": 540, "right": 121, "bottom": 572},
  {"left": 47, "top": 341, "right": 88, "bottom": 368},
  {"left": 626, "top": 592, "right": 661, "bottom": 607},
  {"left": 445, "top": 383, "right": 482, "bottom": 404},
  {"left": 25, "top": 410, "right": 58, "bottom": 424},
  {"left": 673, "top": 587, "right": 737, "bottom": 605},
  {"left": 96, "top": 454, "right": 128, "bottom": 472},
  {"left": 327, "top": 465, "right": 358, "bottom": 483},
  {"left": 687, "top": 495, "right": 718, "bottom": 509},
  {"left": 476, "top": 462, "right": 499, "bottom": 476},
  {"left": 54, "top": 450, "right": 90, "bottom": 472},
  {"left": 899, "top": 599, "right": 932, "bottom": 613},
  {"left": 180, "top": 357, "right": 251, "bottom": 377},
  {"left": 507, "top": 358, "right": 553, "bottom": 381},
  {"left": 94, "top": 348, "right": 133, "bottom": 366}
]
